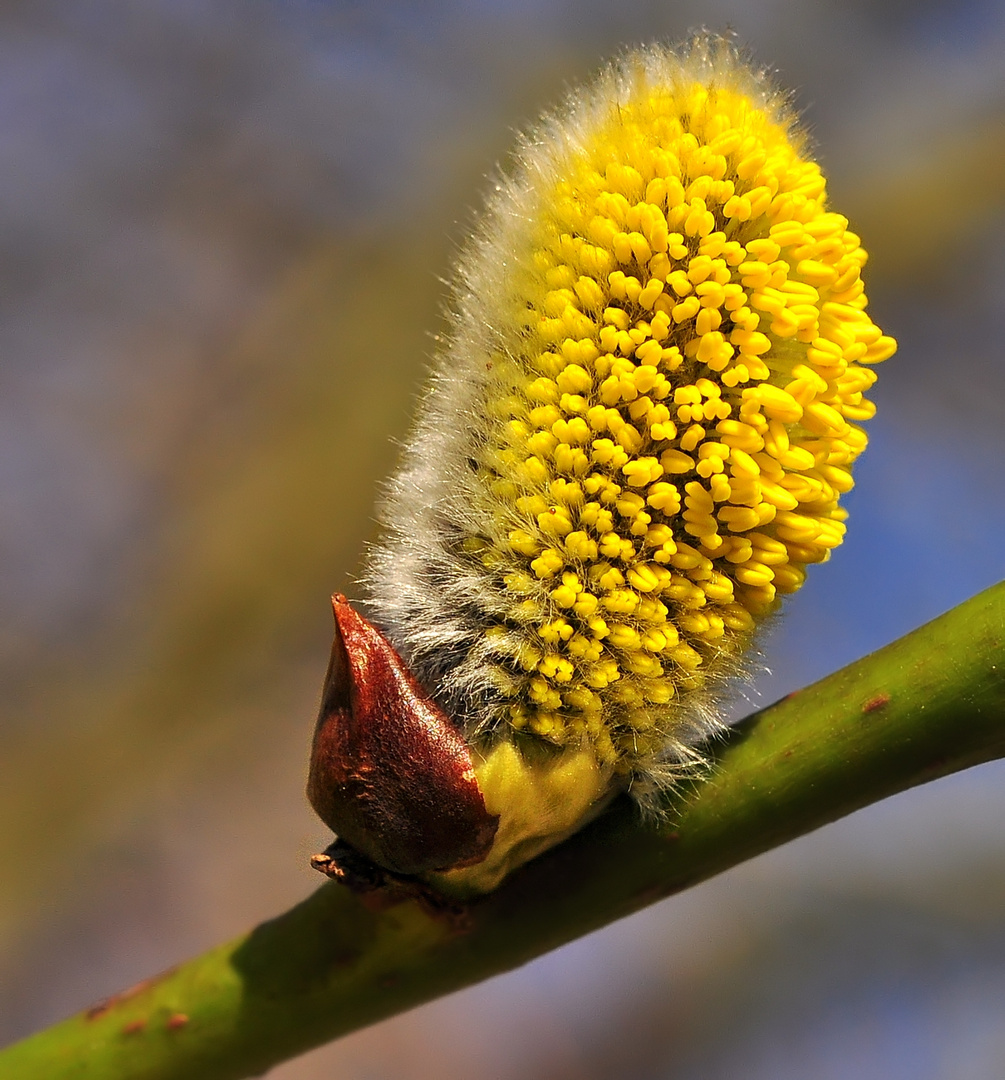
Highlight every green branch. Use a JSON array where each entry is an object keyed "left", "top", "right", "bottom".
[{"left": 2, "top": 582, "right": 1003, "bottom": 1080}]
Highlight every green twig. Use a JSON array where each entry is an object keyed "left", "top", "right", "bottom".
[{"left": 2, "top": 582, "right": 1003, "bottom": 1080}]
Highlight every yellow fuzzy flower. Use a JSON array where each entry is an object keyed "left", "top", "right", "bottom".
[{"left": 350, "top": 33, "right": 895, "bottom": 893}]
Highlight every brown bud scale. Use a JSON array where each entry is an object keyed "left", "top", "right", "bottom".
[{"left": 307, "top": 595, "right": 498, "bottom": 876}]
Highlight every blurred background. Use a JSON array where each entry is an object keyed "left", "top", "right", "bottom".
[{"left": 2, "top": 1, "right": 1004, "bottom": 1076}]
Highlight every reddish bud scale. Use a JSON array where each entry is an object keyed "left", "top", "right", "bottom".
[{"left": 307, "top": 596, "right": 499, "bottom": 876}]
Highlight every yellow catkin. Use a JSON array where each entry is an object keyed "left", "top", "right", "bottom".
[{"left": 367, "top": 34, "right": 894, "bottom": 791}]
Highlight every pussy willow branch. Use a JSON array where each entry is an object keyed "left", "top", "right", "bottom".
[{"left": 2, "top": 581, "right": 1003, "bottom": 1080}]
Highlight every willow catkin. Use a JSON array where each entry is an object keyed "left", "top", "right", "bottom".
[{"left": 310, "top": 32, "right": 895, "bottom": 896}]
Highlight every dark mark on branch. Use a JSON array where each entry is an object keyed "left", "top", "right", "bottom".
[
  {"left": 862, "top": 692, "right": 891, "bottom": 714},
  {"left": 85, "top": 971, "right": 176, "bottom": 1021}
]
